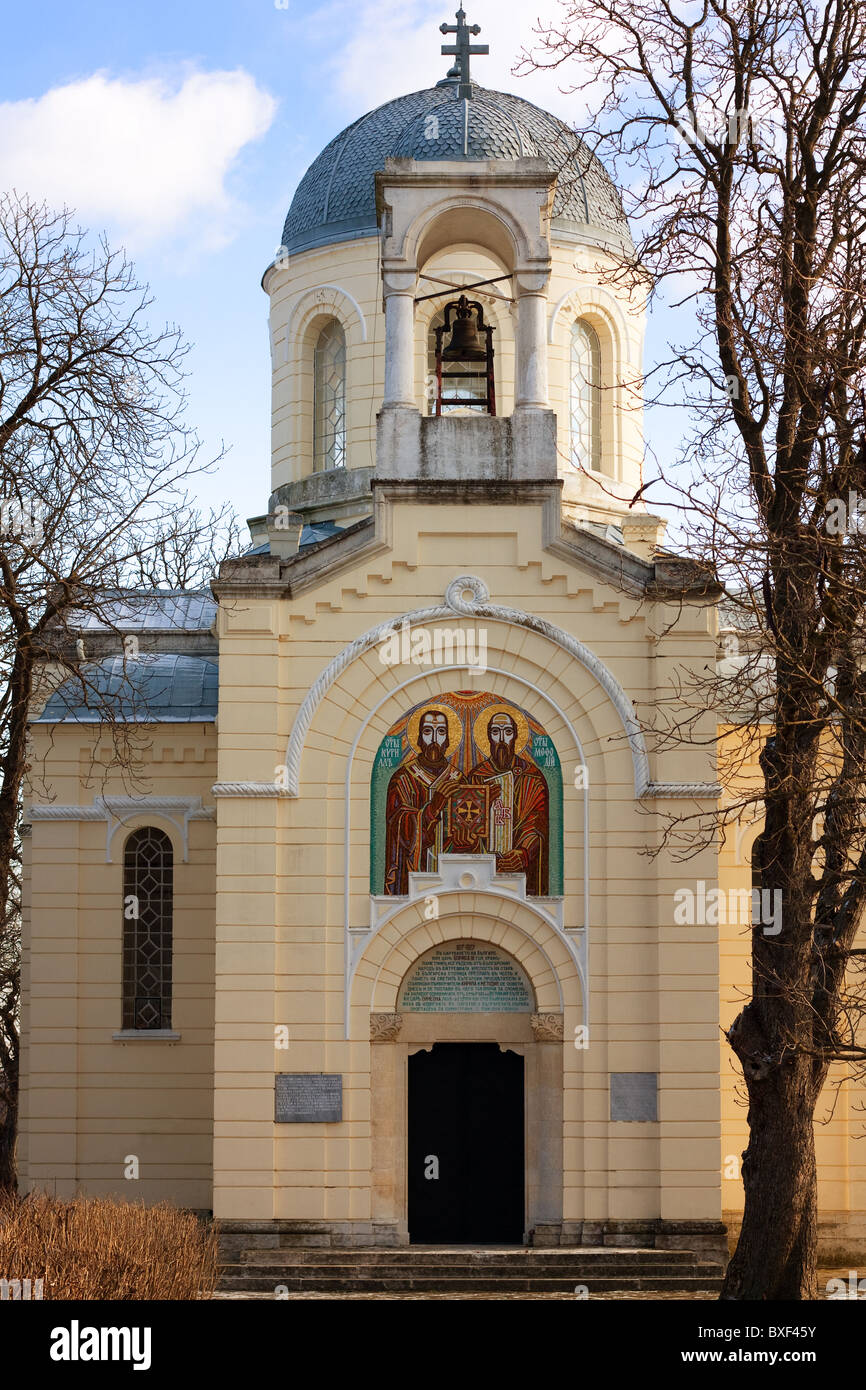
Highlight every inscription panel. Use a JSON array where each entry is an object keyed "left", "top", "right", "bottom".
[
  {"left": 275, "top": 1073, "right": 342, "bottom": 1123},
  {"left": 399, "top": 942, "right": 532, "bottom": 1013}
]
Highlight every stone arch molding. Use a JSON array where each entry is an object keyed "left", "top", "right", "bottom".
[
  {"left": 281, "top": 283, "right": 368, "bottom": 363},
  {"left": 340, "top": 659, "right": 591, "bottom": 1042},
  {"left": 734, "top": 809, "right": 765, "bottom": 868},
  {"left": 349, "top": 897, "right": 576, "bottom": 1027},
  {"left": 289, "top": 574, "right": 649, "bottom": 795},
  {"left": 548, "top": 285, "right": 635, "bottom": 364},
  {"left": 212, "top": 575, "right": 720, "bottom": 800},
  {"left": 400, "top": 195, "right": 534, "bottom": 276}
]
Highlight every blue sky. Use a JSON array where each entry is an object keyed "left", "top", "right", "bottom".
[{"left": 2, "top": 0, "right": 689, "bottom": 533}]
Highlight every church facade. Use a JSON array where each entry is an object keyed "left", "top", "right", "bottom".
[{"left": 17, "top": 13, "right": 865, "bottom": 1259}]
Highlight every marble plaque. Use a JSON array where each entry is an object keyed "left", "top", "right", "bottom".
[
  {"left": 275, "top": 1073, "right": 342, "bottom": 1123},
  {"left": 610, "top": 1072, "right": 658, "bottom": 1122}
]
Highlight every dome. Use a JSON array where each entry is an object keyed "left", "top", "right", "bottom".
[{"left": 280, "top": 82, "right": 630, "bottom": 256}]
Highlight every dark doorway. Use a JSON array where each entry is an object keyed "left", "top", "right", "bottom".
[{"left": 408, "top": 1042, "right": 524, "bottom": 1244}]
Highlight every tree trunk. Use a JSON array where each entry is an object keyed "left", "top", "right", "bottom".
[
  {"left": 722, "top": 1044, "right": 819, "bottom": 1299},
  {"left": 0, "top": 1091, "right": 16, "bottom": 1191}
]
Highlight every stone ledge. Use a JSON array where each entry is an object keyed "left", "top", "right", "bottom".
[
  {"left": 269, "top": 466, "right": 375, "bottom": 523},
  {"left": 111, "top": 1030, "right": 181, "bottom": 1042},
  {"left": 216, "top": 1220, "right": 408, "bottom": 1257},
  {"left": 218, "top": 1218, "right": 729, "bottom": 1263},
  {"left": 543, "top": 1219, "right": 729, "bottom": 1266},
  {"left": 376, "top": 407, "right": 558, "bottom": 482}
]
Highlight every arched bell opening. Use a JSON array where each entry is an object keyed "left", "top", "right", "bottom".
[
  {"left": 414, "top": 206, "right": 519, "bottom": 274},
  {"left": 415, "top": 243, "right": 513, "bottom": 417}
]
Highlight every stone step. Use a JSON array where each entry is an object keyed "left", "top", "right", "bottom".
[
  {"left": 216, "top": 1241, "right": 725, "bottom": 1295},
  {"left": 228, "top": 1245, "right": 700, "bottom": 1267},
  {"left": 219, "top": 1271, "right": 724, "bottom": 1294},
  {"left": 224, "top": 1258, "right": 722, "bottom": 1277},
  {"left": 225, "top": 1263, "right": 711, "bottom": 1278}
]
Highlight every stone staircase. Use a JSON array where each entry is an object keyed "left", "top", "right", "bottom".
[{"left": 218, "top": 1245, "right": 725, "bottom": 1295}]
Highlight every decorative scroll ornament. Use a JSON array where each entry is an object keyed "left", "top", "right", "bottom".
[
  {"left": 370, "top": 1012, "right": 403, "bottom": 1041},
  {"left": 530, "top": 1012, "right": 565, "bottom": 1042}
]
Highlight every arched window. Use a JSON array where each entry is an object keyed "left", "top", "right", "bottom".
[
  {"left": 570, "top": 319, "right": 602, "bottom": 472},
  {"left": 313, "top": 319, "right": 346, "bottom": 470},
  {"left": 123, "top": 827, "right": 173, "bottom": 1031}
]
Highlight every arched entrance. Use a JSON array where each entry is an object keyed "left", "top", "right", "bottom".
[
  {"left": 366, "top": 933, "right": 566, "bottom": 1245},
  {"left": 408, "top": 1042, "right": 524, "bottom": 1243},
  {"left": 401, "top": 941, "right": 532, "bottom": 1244}
]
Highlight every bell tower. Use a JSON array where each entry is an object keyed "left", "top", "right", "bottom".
[
  {"left": 375, "top": 142, "right": 560, "bottom": 482},
  {"left": 260, "top": 7, "right": 652, "bottom": 553}
]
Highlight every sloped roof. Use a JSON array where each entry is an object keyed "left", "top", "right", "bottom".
[
  {"left": 34, "top": 654, "right": 218, "bottom": 723},
  {"left": 70, "top": 590, "right": 217, "bottom": 633}
]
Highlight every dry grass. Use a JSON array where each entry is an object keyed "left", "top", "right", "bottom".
[{"left": 0, "top": 1190, "right": 218, "bottom": 1300}]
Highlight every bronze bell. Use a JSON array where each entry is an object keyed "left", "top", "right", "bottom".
[{"left": 442, "top": 295, "right": 487, "bottom": 361}]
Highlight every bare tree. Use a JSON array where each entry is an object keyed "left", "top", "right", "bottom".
[
  {"left": 0, "top": 192, "right": 239, "bottom": 1189},
  {"left": 520, "top": 0, "right": 866, "bottom": 1298},
  {"left": 0, "top": 838, "right": 19, "bottom": 1192}
]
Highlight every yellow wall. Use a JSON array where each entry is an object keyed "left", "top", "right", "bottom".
[
  {"left": 19, "top": 726, "right": 216, "bottom": 1208},
  {"left": 211, "top": 489, "right": 721, "bottom": 1231},
  {"left": 20, "top": 513, "right": 866, "bottom": 1247}
]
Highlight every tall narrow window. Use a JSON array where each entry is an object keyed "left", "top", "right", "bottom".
[
  {"left": 313, "top": 319, "right": 346, "bottom": 470},
  {"left": 123, "top": 827, "right": 173, "bottom": 1031},
  {"left": 570, "top": 319, "right": 602, "bottom": 472}
]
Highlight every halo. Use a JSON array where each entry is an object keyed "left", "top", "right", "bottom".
[
  {"left": 472, "top": 703, "right": 530, "bottom": 759},
  {"left": 406, "top": 703, "right": 463, "bottom": 756}
]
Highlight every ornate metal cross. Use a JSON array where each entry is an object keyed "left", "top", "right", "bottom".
[{"left": 440, "top": 7, "right": 489, "bottom": 98}]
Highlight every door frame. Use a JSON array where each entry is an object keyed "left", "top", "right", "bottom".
[{"left": 370, "top": 1011, "right": 563, "bottom": 1245}]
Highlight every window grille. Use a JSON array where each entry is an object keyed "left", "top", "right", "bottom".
[
  {"left": 313, "top": 320, "right": 347, "bottom": 470},
  {"left": 570, "top": 319, "right": 602, "bottom": 472},
  {"left": 122, "top": 827, "right": 173, "bottom": 1031}
]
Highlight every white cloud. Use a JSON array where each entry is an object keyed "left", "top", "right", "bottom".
[
  {"left": 325, "top": 0, "right": 603, "bottom": 130},
  {"left": 0, "top": 69, "right": 277, "bottom": 251}
]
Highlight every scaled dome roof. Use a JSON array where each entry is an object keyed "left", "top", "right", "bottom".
[{"left": 281, "top": 82, "right": 631, "bottom": 256}]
